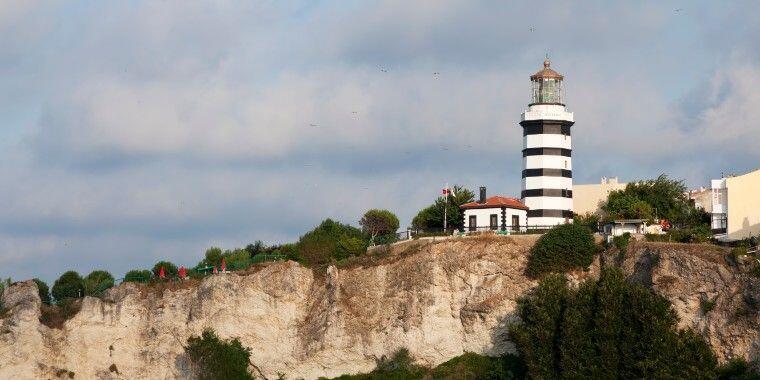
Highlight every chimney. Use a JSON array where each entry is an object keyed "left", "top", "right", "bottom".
[{"left": 479, "top": 186, "right": 486, "bottom": 203}]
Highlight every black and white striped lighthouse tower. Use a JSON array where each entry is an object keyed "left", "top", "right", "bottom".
[{"left": 519, "top": 59, "right": 574, "bottom": 226}]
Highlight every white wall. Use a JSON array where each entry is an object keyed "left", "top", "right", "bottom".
[
  {"left": 522, "top": 176, "right": 572, "bottom": 190},
  {"left": 463, "top": 207, "right": 528, "bottom": 230},
  {"left": 521, "top": 104, "right": 574, "bottom": 122},
  {"left": 524, "top": 155, "right": 572, "bottom": 170},
  {"left": 523, "top": 197, "right": 573, "bottom": 211},
  {"left": 524, "top": 134, "right": 572, "bottom": 149}
]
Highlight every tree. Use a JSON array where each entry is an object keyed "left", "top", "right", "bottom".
[
  {"left": 152, "top": 261, "right": 179, "bottom": 278},
  {"left": 359, "top": 209, "right": 400, "bottom": 245},
  {"left": 186, "top": 328, "right": 253, "bottom": 380},
  {"left": 83, "top": 270, "right": 115, "bottom": 296},
  {"left": 411, "top": 185, "right": 475, "bottom": 230},
  {"left": 124, "top": 269, "right": 152, "bottom": 283},
  {"left": 573, "top": 212, "right": 601, "bottom": 232},
  {"left": 510, "top": 268, "right": 718, "bottom": 379},
  {"left": 335, "top": 235, "right": 367, "bottom": 260},
  {"left": 204, "top": 247, "right": 223, "bottom": 267},
  {"left": 33, "top": 278, "right": 51, "bottom": 305},
  {"left": 244, "top": 241, "right": 265, "bottom": 256},
  {"left": 297, "top": 219, "right": 365, "bottom": 266},
  {"left": 525, "top": 223, "right": 597, "bottom": 278},
  {"left": 51, "top": 271, "right": 84, "bottom": 303}
]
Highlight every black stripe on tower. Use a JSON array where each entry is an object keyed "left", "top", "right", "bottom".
[
  {"left": 522, "top": 189, "right": 573, "bottom": 198},
  {"left": 523, "top": 148, "right": 572, "bottom": 157},
  {"left": 522, "top": 169, "right": 572, "bottom": 178},
  {"left": 519, "top": 119, "right": 574, "bottom": 136},
  {"left": 527, "top": 209, "right": 574, "bottom": 218}
]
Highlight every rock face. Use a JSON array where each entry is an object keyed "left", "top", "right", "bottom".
[{"left": 0, "top": 236, "right": 757, "bottom": 379}]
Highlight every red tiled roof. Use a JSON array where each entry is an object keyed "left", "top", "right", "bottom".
[{"left": 460, "top": 196, "right": 529, "bottom": 211}]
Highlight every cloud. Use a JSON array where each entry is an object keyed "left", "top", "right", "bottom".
[{"left": 1, "top": 0, "right": 759, "bottom": 284}]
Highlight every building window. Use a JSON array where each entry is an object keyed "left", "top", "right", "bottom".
[
  {"left": 490, "top": 214, "right": 498, "bottom": 230},
  {"left": 469, "top": 215, "right": 477, "bottom": 232}
]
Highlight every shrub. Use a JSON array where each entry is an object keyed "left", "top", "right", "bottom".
[
  {"left": 244, "top": 241, "right": 265, "bottom": 256},
  {"left": 33, "top": 278, "right": 52, "bottom": 305},
  {"left": 40, "top": 298, "right": 82, "bottom": 328},
  {"left": 716, "top": 358, "right": 760, "bottom": 379},
  {"left": 186, "top": 328, "right": 253, "bottom": 380},
  {"left": 83, "top": 270, "right": 114, "bottom": 296},
  {"left": 51, "top": 271, "right": 85, "bottom": 303},
  {"left": 573, "top": 212, "right": 600, "bottom": 232},
  {"left": 429, "top": 352, "right": 525, "bottom": 380},
  {"left": 612, "top": 232, "right": 632, "bottom": 254},
  {"left": 297, "top": 219, "right": 365, "bottom": 266},
  {"left": 123, "top": 269, "right": 152, "bottom": 283},
  {"left": 510, "top": 268, "right": 718, "bottom": 379},
  {"left": 525, "top": 224, "right": 597, "bottom": 278},
  {"left": 701, "top": 297, "right": 717, "bottom": 314},
  {"left": 335, "top": 235, "right": 368, "bottom": 260},
  {"left": 152, "top": 261, "right": 179, "bottom": 278},
  {"left": 222, "top": 249, "right": 252, "bottom": 270}
]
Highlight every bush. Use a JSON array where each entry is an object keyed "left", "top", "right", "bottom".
[
  {"left": 612, "top": 232, "right": 632, "bottom": 253},
  {"left": 244, "top": 241, "right": 265, "bottom": 256},
  {"left": 83, "top": 270, "right": 114, "bottom": 296},
  {"left": 222, "top": 249, "right": 252, "bottom": 270},
  {"left": 510, "top": 268, "right": 718, "bottom": 379},
  {"left": 123, "top": 269, "right": 152, "bottom": 283},
  {"left": 152, "top": 261, "right": 179, "bottom": 278},
  {"left": 716, "top": 358, "right": 760, "bottom": 379},
  {"left": 429, "top": 352, "right": 525, "bottom": 380},
  {"left": 40, "top": 298, "right": 82, "bottom": 329},
  {"left": 327, "top": 349, "right": 426, "bottom": 380},
  {"left": 51, "top": 271, "right": 85, "bottom": 303},
  {"left": 335, "top": 235, "right": 368, "bottom": 261},
  {"left": 186, "top": 328, "right": 253, "bottom": 380},
  {"left": 33, "top": 278, "right": 51, "bottom": 305},
  {"left": 525, "top": 224, "right": 597, "bottom": 278}
]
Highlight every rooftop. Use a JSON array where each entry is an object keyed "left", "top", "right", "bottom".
[{"left": 460, "top": 196, "right": 528, "bottom": 211}]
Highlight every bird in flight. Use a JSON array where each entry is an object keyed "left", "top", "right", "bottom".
[
  {"left": 674, "top": 8, "right": 683, "bottom": 12},
  {"left": 309, "top": 123, "right": 319, "bottom": 127},
  {"left": 379, "top": 66, "right": 388, "bottom": 73},
  {"left": 529, "top": 26, "right": 535, "bottom": 32}
]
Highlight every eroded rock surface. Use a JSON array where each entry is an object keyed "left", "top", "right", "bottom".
[{"left": 0, "top": 236, "right": 756, "bottom": 379}]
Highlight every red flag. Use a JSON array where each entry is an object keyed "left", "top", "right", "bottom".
[
  {"left": 221, "top": 258, "right": 227, "bottom": 272},
  {"left": 213, "top": 266, "right": 218, "bottom": 274},
  {"left": 178, "top": 266, "right": 187, "bottom": 279},
  {"left": 159, "top": 266, "right": 166, "bottom": 279}
]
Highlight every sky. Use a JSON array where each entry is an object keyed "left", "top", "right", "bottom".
[{"left": 1, "top": 0, "right": 759, "bottom": 283}]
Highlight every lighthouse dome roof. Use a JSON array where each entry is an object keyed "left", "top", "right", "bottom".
[{"left": 530, "top": 59, "right": 563, "bottom": 81}]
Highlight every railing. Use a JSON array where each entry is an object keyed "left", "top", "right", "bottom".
[
  {"left": 397, "top": 225, "right": 565, "bottom": 240},
  {"left": 116, "top": 254, "right": 288, "bottom": 284}
]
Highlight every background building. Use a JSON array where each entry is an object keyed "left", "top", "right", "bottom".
[
  {"left": 573, "top": 177, "right": 627, "bottom": 217},
  {"left": 711, "top": 168, "right": 760, "bottom": 240},
  {"left": 520, "top": 59, "right": 574, "bottom": 226}
]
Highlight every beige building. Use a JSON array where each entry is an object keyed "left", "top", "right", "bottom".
[
  {"left": 711, "top": 168, "right": 760, "bottom": 240},
  {"left": 687, "top": 187, "right": 712, "bottom": 213},
  {"left": 572, "top": 177, "right": 627, "bottom": 216}
]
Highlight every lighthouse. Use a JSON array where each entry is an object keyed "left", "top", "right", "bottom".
[{"left": 519, "top": 59, "right": 574, "bottom": 226}]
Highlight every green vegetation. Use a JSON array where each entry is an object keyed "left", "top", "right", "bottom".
[
  {"left": 411, "top": 185, "right": 474, "bottom": 230},
  {"left": 324, "top": 349, "right": 523, "bottom": 380},
  {"left": 297, "top": 219, "right": 368, "bottom": 266},
  {"left": 152, "top": 261, "right": 179, "bottom": 277},
  {"left": 612, "top": 232, "right": 632, "bottom": 254},
  {"left": 645, "top": 225, "right": 713, "bottom": 243},
  {"left": 525, "top": 224, "right": 597, "bottom": 278},
  {"left": 573, "top": 212, "right": 600, "bottom": 232},
  {"left": 185, "top": 328, "right": 253, "bottom": 380},
  {"left": 51, "top": 271, "right": 84, "bottom": 303},
  {"left": 83, "top": 270, "right": 114, "bottom": 296},
  {"left": 701, "top": 297, "right": 717, "bottom": 314},
  {"left": 40, "top": 298, "right": 82, "bottom": 328},
  {"left": 716, "top": 358, "right": 760, "bottom": 380},
  {"left": 123, "top": 269, "right": 152, "bottom": 283},
  {"left": 360, "top": 209, "right": 400, "bottom": 245},
  {"left": 33, "top": 278, "right": 51, "bottom": 305},
  {"left": 602, "top": 174, "right": 710, "bottom": 227},
  {"left": 510, "top": 268, "right": 718, "bottom": 379}
]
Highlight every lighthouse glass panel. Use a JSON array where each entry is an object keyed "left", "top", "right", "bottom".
[{"left": 531, "top": 78, "right": 563, "bottom": 104}]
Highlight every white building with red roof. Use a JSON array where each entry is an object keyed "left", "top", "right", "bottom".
[{"left": 460, "top": 187, "right": 528, "bottom": 232}]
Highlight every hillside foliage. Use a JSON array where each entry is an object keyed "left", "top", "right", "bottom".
[
  {"left": 411, "top": 185, "right": 474, "bottom": 230},
  {"left": 510, "top": 269, "right": 719, "bottom": 379},
  {"left": 186, "top": 328, "right": 253, "bottom": 380},
  {"left": 525, "top": 223, "right": 597, "bottom": 277}
]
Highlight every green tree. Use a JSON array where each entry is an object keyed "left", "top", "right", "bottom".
[
  {"left": 51, "top": 271, "right": 85, "bottom": 303},
  {"left": 204, "top": 247, "right": 223, "bottom": 267},
  {"left": 152, "top": 261, "right": 179, "bottom": 278},
  {"left": 411, "top": 185, "right": 474, "bottom": 230},
  {"left": 602, "top": 191, "right": 654, "bottom": 221},
  {"left": 510, "top": 268, "right": 718, "bottom": 379},
  {"left": 525, "top": 223, "right": 597, "bottom": 278},
  {"left": 186, "top": 328, "right": 253, "bottom": 380},
  {"left": 297, "top": 219, "right": 365, "bottom": 266},
  {"left": 33, "top": 278, "right": 52, "bottom": 305},
  {"left": 83, "top": 270, "right": 115, "bottom": 296},
  {"left": 335, "top": 235, "right": 367, "bottom": 260},
  {"left": 244, "top": 241, "right": 265, "bottom": 256},
  {"left": 123, "top": 269, "right": 152, "bottom": 283},
  {"left": 359, "top": 209, "right": 400, "bottom": 245},
  {"left": 573, "top": 212, "right": 600, "bottom": 232}
]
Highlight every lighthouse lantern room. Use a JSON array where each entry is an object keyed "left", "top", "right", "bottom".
[{"left": 519, "top": 59, "right": 574, "bottom": 226}]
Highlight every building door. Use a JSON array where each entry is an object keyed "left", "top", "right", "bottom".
[
  {"left": 490, "top": 214, "right": 498, "bottom": 230},
  {"left": 512, "top": 215, "right": 520, "bottom": 231},
  {"left": 469, "top": 215, "right": 477, "bottom": 231}
]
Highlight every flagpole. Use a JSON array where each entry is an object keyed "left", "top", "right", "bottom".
[{"left": 443, "top": 183, "right": 448, "bottom": 233}]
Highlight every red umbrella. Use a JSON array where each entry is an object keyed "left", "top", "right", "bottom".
[
  {"left": 178, "top": 266, "right": 187, "bottom": 279},
  {"left": 221, "top": 258, "right": 227, "bottom": 272},
  {"left": 159, "top": 266, "right": 166, "bottom": 279},
  {"left": 213, "top": 266, "right": 218, "bottom": 274}
]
